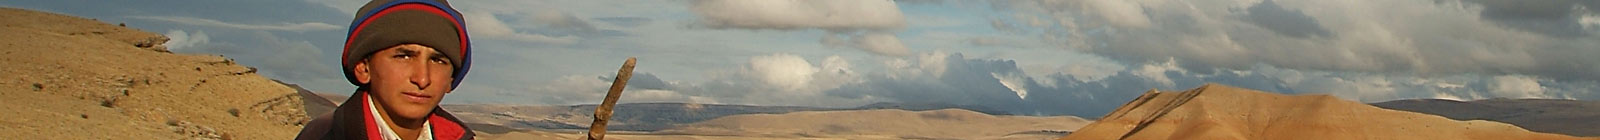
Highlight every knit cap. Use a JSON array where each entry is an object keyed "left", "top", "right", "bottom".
[{"left": 341, "top": 0, "right": 471, "bottom": 89}]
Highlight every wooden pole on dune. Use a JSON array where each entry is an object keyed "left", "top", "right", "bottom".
[{"left": 587, "top": 57, "right": 635, "bottom": 140}]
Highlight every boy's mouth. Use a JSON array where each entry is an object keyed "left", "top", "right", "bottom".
[{"left": 401, "top": 91, "right": 433, "bottom": 103}]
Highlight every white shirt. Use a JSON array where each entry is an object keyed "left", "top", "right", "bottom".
[{"left": 367, "top": 95, "right": 433, "bottom": 140}]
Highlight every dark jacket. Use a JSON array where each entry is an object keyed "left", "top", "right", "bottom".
[{"left": 295, "top": 91, "right": 475, "bottom": 140}]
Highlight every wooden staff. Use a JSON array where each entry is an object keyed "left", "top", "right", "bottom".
[{"left": 587, "top": 57, "right": 635, "bottom": 140}]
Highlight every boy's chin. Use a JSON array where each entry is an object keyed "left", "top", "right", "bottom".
[
  {"left": 399, "top": 109, "right": 436, "bottom": 119},
  {"left": 384, "top": 105, "right": 437, "bottom": 120}
]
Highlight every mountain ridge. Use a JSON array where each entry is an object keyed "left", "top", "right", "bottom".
[{"left": 1059, "top": 83, "right": 1593, "bottom": 140}]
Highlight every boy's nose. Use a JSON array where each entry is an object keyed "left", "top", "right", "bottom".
[{"left": 409, "top": 63, "right": 432, "bottom": 88}]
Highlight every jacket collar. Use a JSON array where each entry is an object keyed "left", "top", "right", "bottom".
[{"left": 328, "top": 91, "right": 475, "bottom": 140}]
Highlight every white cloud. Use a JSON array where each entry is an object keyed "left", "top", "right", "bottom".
[
  {"left": 813, "top": 55, "right": 859, "bottom": 90},
  {"left": 989, "top": 0, "right": 1600, "bottom": 81},
  {"left": 1130, "top": 58, "right": 1185, "bottom": 87},
  {"left": 1489, "top": 75, "right": 1548, "bottom": 99},
  {"left": 824, "top": 32, "right": 912, "bottom": 56},
  {"left": 304, "top": 0, "right": 367, "bottom": 16},
  {"left": 992, "top": 72, "right": 1030, "bottom": 99},
  {"left": 1582, "top": 14, "right": 1600, "bottom": 30},
  {"left": 690, "top": 0, "right": 914, "bottom": 56},
  {"left": 916, "top": 51, "right": 952, "bottom": 77},
  {"left": 128, "top": 16, "right": 340, "bottom": 31},
  {"left": 528, "top": 75, "right": 612, "bottom": 104},
  {"left": 1432, "top": 92, "right": 1465, "bottom": 101},
  {"left": 1077, "top": 0, "right": 1151, "bottom": 28},
  {"left": 690, "top": 0, "right": 905, "bottom": 31},
  {"left": 522, "top": 74, "right": 710, "bottom": 105},
  {"left": 462, "top": 11, "right": 580, "bottom": 44},
  {"left": 161, "top": 30, "right": 209, "bottom": 50},
  {"left": 747, "top": 53, "right": 820, "bottom": 92}
]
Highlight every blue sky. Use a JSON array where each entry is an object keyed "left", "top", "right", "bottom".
[{"left": 5, "top": 0, "right": 1598, "bottom": 117}]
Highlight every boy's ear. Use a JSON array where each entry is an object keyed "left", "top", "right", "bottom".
[{"left": 354, "top": 60, "right": 373, "bottom": 85}]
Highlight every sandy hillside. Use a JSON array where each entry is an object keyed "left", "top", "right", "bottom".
[
  {"left": 0, "top": 7, "right": 308, "bottom": 139},
  {"left": 1059, "top": 84, "right": 1596, "bottom": 140},
  {"left": 1373, "top": 98, "right": 1600, "bottom": 137}
]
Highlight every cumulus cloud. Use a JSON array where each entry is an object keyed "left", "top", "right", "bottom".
[
  {"left": 463, "top": 11, "right": 580, "bottom": 44},
  {"left": 1460, "top": 0, "right": 1600, "bottom": 37},
  {"left": 1243, "top": 0, "right": 1333, "bottom": 38},
  {"left": 818, "top": 51, "right": 1598, "bottom": 116},
  {"left": 1489, "top": 75, "right": 1549, "bottom": 99},
  {"left": 828, "top": 52, "right": 1031, "bottom": 114},
  {"left": 504, "top": 48, "right": 1597, "bottom": 117},
  {"left": 748, "top": 53, "right": 821, "bottom": 91},
  {"left": 822, "top": 32, "right": 912, "bottom": 56},
  {"left": 516, "top": 10, "right": 631, "bottom": 38},
  {"left": 988, "top": 0, "right": 1600, "bottom": 81},
  {"left": 129, "top": 16, "right": 340, "bottom": 31},
  {"left": 690, "top": 0, "right": 905, "bottom": 31},
  {"left": 161, "top": 30, "right": 209, "bottom": 50},
  {"left": 690, "top": 0, "right": 914, "bottom": 56}
]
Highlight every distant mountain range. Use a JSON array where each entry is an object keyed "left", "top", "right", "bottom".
[
  {"left": 1372, "top": 98, "right": 1600, "bottom": 137},
  {"left": 440, "top": 101, "right": 1019, "bottom": 132},
  {"left": 1060, "top": 84, "right": 1588, "bottom": 140}
]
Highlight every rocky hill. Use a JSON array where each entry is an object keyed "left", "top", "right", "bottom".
[
  {"left": 0, "top": 7, "right": 308, "bottom": 139},
  {"left": 1058, "top": 84, "right": 1593, "bottom": 140}
]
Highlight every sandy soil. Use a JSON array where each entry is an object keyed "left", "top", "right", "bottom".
[
  {"left": 0, "top": 7, "right": 307, "bottom": 139},
  {"left": 1058, "top": 84, "right": 1597, "bottom": 140}
]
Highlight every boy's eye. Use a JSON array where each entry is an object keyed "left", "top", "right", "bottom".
[
  {"left": 392, "top": 52, "right": 413, "bottom": 59},
  {"left": 428, "top": 58, "right": 448, "bottom": 64},
  {"left": 430, "top": 57, "right": 450, "bottom": 64}
]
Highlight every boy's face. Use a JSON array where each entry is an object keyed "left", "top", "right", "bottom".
[{"left": 354, "top": 44, "right": 455, "bottom": 120}]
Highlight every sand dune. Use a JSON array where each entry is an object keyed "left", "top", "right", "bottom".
[
  {"left": 0, "top": 8, "right": 307, "bottom": 139},
  {"left": 1374, "top": 98, "right": 1600, "bottom": 137},
  {"left": 1059, "top": 84, "right": 1594, "bottom": 140}
]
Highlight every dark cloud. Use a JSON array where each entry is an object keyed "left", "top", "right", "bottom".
[
  {"left": 1461, "top": 0, "right": 1599, "bottom": 37},
  {"left": 826, "top": 53, "right": 1029, "bottom": 114},
  {"left": 1243, "top": 0, "right": 1334, "bottom": 38}
]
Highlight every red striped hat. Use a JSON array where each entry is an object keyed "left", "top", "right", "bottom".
[{"left": 341, "top": 0, "right": 472, "bottom": 90}]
